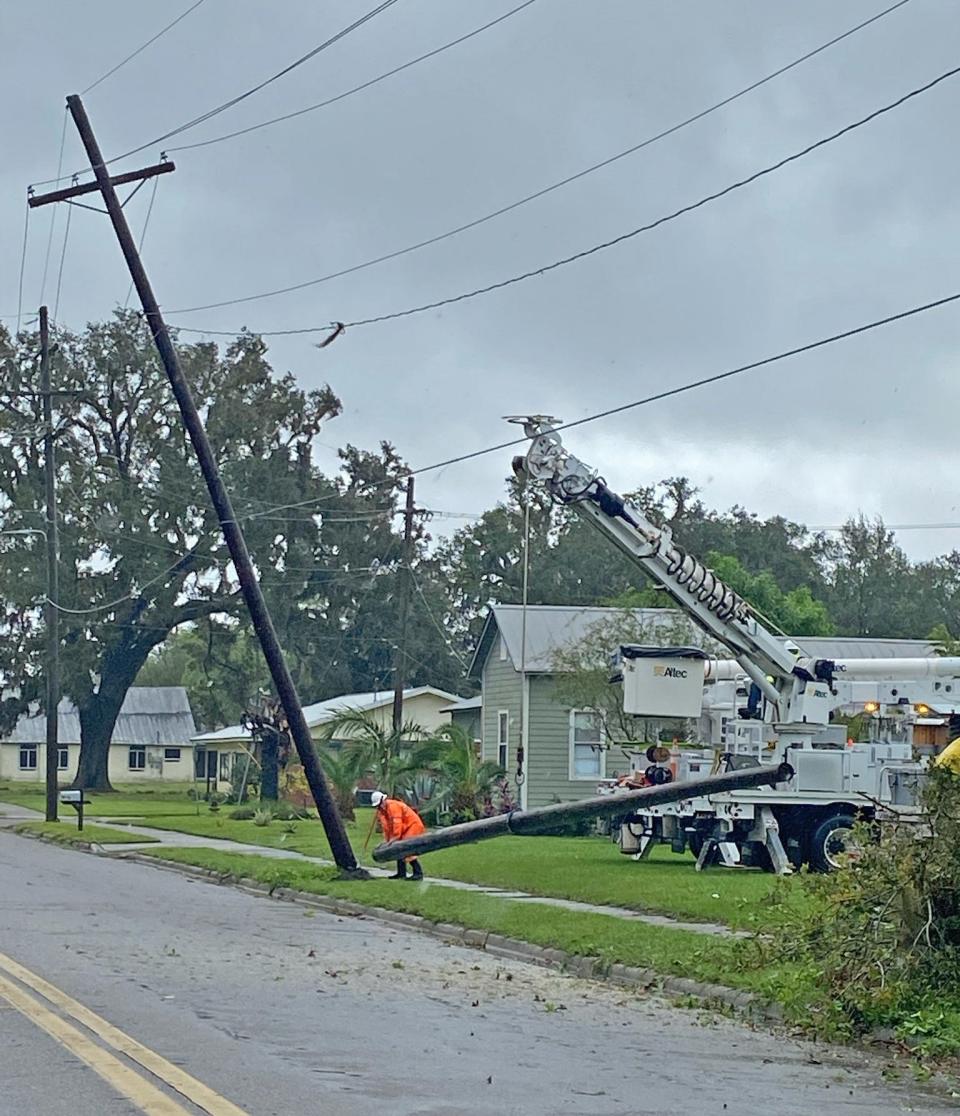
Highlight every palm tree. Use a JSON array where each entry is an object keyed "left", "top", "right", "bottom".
[
  {"left": 411, "top": 723, "right": 504, "bottom": 823},
  {"left": 316, "top": 747, "right": 365, "bottom": 822},
  {"left": 318, "top": 708, "right": 425, "bottom": 797}
]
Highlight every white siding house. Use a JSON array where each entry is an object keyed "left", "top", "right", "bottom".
[{"left": 0, "top": 687, "right": 198, "bottom": 784}]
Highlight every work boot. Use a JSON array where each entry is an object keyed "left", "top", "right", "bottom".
[
  {"left": 406, "top": 859, "right": 424, "bottom": 881},
  {"left": 390, "top": 861, "right": 407, "bottom": 879}
]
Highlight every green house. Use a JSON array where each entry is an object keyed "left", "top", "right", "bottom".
[{"left": 468, "top": 604, "right": 676, "bottom": 809}]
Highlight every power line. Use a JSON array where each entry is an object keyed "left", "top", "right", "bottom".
[
  {"left": 409, "top": 564, "right": 468, "bottom": 669},
  {"left": 175, "top": 60, "right": 960, "bottom": 338},
  {"left": 168, "top": 0, "right": 538, "bottom": 156},
  {"left": 399, "top": 289, "right": 960, "bottom": 481},
  {"left": 45, "top": 551, "right": 198, "bottom": 615},
  {"left": 82, "top": 0, "right": 208, "bottom": 96},
  {"left": 15, "top": 204, "right": 30, "bottom": 336},
  {"left": 124, "top": 175, "right": 161, "bottom": 308},
  {"left": 39, "top": 111, "right": 69, "bottom": 304},
  {"left": 812, "top": 521, "right": 960, "bottom": 533},
  {"left": 32, "top": 0, "right": 403, "bottom": 188},
  {"left": 166, "top": 0, "right": 912, "bottom": 318},
  {"left": 189, "top": 288, "right": 960, "bottom": 526},
  {"left": 52, "top": 196, "right": 74, "bottom": 323}
]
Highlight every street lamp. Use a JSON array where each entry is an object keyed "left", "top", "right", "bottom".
[{"left": 1, "top": 525, "right": 58, "bottom": 821}]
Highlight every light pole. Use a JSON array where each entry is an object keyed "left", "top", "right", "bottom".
[{"left": 0, "top": 527, "right": 58, "bottom": 820}]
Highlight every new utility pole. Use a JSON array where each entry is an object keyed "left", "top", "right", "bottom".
[
  {"left": 30, "top": 94, "right": 365, "bottom": 875},
  {"left": 40, "top": 307, "right": 60, "bottom": 823},
  {"left": 391, "top": 477, "right": 416, "bottom": 733}
]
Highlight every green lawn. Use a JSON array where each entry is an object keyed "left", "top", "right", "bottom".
[
  {"left": 14, "top": 821, "right": 159, "bottom": 847},
  {"left": 140, "top": 846, "right": 788, "bottom": 998},
  {"left": 137, "top": 807, "right": 797, "bottom": 930},
  {"left": 0, "top": 783, "right": 204, "bottom": 819}
]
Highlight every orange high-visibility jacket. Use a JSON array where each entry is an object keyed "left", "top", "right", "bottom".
[{"left": 377, "top": 798, "right": 426, "bottom": 844}]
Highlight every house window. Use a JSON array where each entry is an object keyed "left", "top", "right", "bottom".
[
  {"left": 220, "top": 752, "right": 232, "bottom": 781},
  {"left": 57, "top": 747, "right": 69, "bottom": 770},
  {"left": 164, "top": 747, "right": 181, "bottom": 762},
  {"left": 497, "top": 711, "right": 509, "bottom": 770},
  {"left": 570, "top": 711, "right": 604, "bottom": 779},
  {"left": 19, "top": 744, "right": 37, "bottom": 770},
  {"left": 128, "top": 745, "right": 146, "bottom": 771}
]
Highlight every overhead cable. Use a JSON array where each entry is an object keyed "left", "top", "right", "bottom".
[
  {"left": 15, "top": 205, "right": 30, "bottom": 336},
  {"left": 401, "top": 290, "right": 960, "bottom": 480},
  {"left": 32, "top": 0, "right": 402, "bottom": 188},
  {"left": 52, "top": 199, "right": 73, "bottom": 323},
  {"left": 166, "top": 0, "right": 912, "bottom": 317},
  {"left": 124, "top": 175, "right": 161, "bottom": 308},
  {"left": 176, "top": 60, "right": 960, "bottom": 337},
  {"left": 213, "top": 288, "right": 960, "bottom": 523},
  {"left": 81, "top": 0, "right": 208, "bottom": 96},
  {"left": 39, "top": 111, "right": 69, "bottom": 304},
  {"left": 168, "top": 0, "right": 538, "bottom": 155}
]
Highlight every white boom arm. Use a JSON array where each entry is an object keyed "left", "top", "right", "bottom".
[{"left": 511, "top": 418, "right": 827, "bottom": 712}]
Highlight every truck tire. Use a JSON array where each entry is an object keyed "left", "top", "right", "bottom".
[{"left": 807, "top": 812, "right": 858, "bottom": 873}]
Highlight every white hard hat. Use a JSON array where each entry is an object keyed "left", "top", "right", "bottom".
[{"left": 370, "top": 790, "right": 387, "bottom": 807}]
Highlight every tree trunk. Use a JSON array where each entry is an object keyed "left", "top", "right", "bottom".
[
  {"left": 260, "top": 729, "right": 279, "bottom": 801},
  {"left": 75, "top": 690, "right": 126, "bottom": 791},
  {"left": 72, "top": 633, "right": 158, "bottom": 791}
]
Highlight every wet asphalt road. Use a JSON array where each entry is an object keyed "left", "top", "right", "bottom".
[{"left": 0, "top": 833, "right": 955, "bottom": 1116}]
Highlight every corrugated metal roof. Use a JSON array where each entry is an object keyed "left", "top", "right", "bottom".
[
  {"left": 191, "top": 686, "right": 465, "bottom": 744},
  {"left": 2, "top": 687, "right": 197, "bottom": 746},
  {"left": 474, "top": 605, "right": 942, "bottom": 676}
]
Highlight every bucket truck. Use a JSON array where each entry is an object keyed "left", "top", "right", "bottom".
[{"left": 508, "top": 417, "right": 960, "bottom": 873}]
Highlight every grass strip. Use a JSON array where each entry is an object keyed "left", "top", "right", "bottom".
[
  {"left": 138, "top": 846, "right": 789, "bottom": 996},
  {"left": 14, "top": 821, "right": 159, "bottom": 847},
  {"left": 138, "top": 810, "right": 791, "bottom": 930}
]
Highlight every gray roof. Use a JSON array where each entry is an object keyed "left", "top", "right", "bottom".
[
  {"left": 192, "top": 686, "right": 465, "bottom": 744},
  {"left": 2, "top": 686, "right": 196, "bottom": 746},
  {"left": 440, "top": 696, "right": 482, "bottom": 713},
  {"left": 470, "top": 605, "right": 941, "bottom": 679}
]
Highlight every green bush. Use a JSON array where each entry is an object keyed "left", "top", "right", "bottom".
[
  {"left": 755, "top": 767, "right": 960, "bottom": 1053},
  {"left": 228, "top": 806, "right": 256, "bottom": 821},
  {"left": 252, "top": 809, "right": 273, "bottom": 827}
]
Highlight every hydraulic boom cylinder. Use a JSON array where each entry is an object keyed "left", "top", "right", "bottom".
[{"left": 371, "top": 761, "right": 794, "bottom": 862}]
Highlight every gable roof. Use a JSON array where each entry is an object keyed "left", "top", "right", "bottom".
[
  {"left": 468, "top": 604, "right": 941, "bottom": 680},
  {"left": 191, "top": 685, "right": 465, "bottom": 744},
  {"left": 2, "top": 687, "right": 196, "bottom": 746}
]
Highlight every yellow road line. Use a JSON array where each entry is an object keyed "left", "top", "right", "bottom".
[
  {"left": 0, "top": 969, "right": 190, "bottom": 1116},
  {"left": 0, "top": 951, "right": 248, "bottom": 1116}
]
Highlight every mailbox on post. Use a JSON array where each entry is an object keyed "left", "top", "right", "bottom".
[{"left": 59, "top": 789, "right": 89, "bottom": 831}]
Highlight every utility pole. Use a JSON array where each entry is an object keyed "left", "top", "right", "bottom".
[
  {"left": 391, "top": 477, "right": 416, "bottom": 734},
  {"left": 40, "top": 306, "right": 60, "bottom": 823},
  {"left": 31, "top": 94, "right": 365, "bottom": 876}
]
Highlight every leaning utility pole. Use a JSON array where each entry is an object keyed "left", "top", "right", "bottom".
[
  {"left": 391, "top": 477, "right": 415, "bottom": 733},
  {"left": 30, "top": 94, "right": 365, "bottom": 875},
  {"left": 40, "top": 306, "right": 60, "bottom": 823}
]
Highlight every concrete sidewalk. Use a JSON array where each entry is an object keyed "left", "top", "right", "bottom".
[{"left": 0, "top": 800, "right": 742, "bottom": 938}]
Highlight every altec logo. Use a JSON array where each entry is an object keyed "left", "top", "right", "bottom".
[{"left": 654, "top": 665, "right": 688, "bottom": 679}]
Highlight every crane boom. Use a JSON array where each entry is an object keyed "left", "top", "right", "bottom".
[{"left": 510, "top": 417, "right": 828, "bottom": 711}]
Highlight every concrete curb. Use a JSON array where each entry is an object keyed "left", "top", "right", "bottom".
[{"left": 119, "top": 847, "right": 781, "bottom": 1024}]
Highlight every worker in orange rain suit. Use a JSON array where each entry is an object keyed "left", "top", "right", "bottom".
[{"left": 371, "top": 790, "right": 426, "bottom": 880}]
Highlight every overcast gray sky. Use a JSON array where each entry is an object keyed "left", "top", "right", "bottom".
[{"left": 3, "top": 0, "right": 959, "bottom": 560}]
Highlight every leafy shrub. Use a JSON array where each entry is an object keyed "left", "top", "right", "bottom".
[
  {"left": 252, "top": 809, "right": 273, "bottom": 827},
  {"left": 228, "top": 806, "right": 256, "bottom": 821},
  {"left": 755, "top": 767, "right": 960, "bottom": 1053}
]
